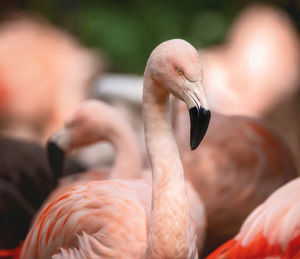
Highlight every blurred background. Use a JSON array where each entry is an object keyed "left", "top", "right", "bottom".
[
  {"left": 1, "top": 0, "right": 299, "bottom": 74},
  {"left": 0, "top": 0, "right": 299, "bottom": 171}
]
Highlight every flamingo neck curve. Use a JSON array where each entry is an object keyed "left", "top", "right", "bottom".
[
  {"left": 107, "top": 118, "right": 142, "bottom": 179},
  {"left": 142, "top": 74, "right": 198, "bottom": 258}
]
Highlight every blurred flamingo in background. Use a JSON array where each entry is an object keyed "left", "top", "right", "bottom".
[
  {"left": 90, "top": 74, "right": 147, "bottom": 169},
  {"left": 201, "top": 3, "right": 300, "bottom": 117},
  {"left": 20, "top": 39, "right": 209, "bottom": 258},
  {"left": 47, "top": 99, "right": 143, "bottom": 184},
  {"left": 206, "top": 177, "right": 300, "bottom": 259},
  {"left": 264, "top": 88, "right": 300, "bottom": 175},
  {"left": 173, "top": 98, "right": 297, "bottom": 255},
  {"left": 0, "top": 14, "right": 104, "bottom": 144}
]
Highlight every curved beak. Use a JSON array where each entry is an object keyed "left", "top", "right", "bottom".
[
  {"left": 47, "top": 127, "right": 70, "bottom": 178},
  {"left": 183, "top": 81, "right": 211, "bottom": 150}
]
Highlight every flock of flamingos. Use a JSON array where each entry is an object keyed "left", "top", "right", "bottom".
[
  {"left": 0, "top": 38, "right": 298, "bottom": 258},
  {"left": 0, "top": 4, "right": 299, "bottom": 259}
]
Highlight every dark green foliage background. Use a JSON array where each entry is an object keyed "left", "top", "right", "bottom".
[{"left": 1, "top": 0, "right": 299, "bottom": 74}]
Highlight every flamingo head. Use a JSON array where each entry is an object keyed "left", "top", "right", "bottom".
[
  {"left": 145, "top": 39, "right": 211, "bottom": 149},
  {"left": 47, "top": 100, "right": 123, "bottom": 177}
]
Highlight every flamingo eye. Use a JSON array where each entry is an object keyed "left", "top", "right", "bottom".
[{"left": 176, "top": 67, "right": 184, "bottom": 76}]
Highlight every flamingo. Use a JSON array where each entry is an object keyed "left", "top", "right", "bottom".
[
  {"left": 47, "top": 99, "right": 143, "bottom": 182},
  {"left": 46, "top": 99, "right": 206, "bottom": 252},
  {"left": 206, "top": 177, "right": 300, "bottom": 258},
  {"left": 173, "top": 96, "right": 297, "bottom": 254},
  {"left": 20, "top": 39, "right": 210, "bottom": 258}
]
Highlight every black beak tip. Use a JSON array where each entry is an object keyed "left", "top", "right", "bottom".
[
  {"left": 189, "top": 106, "right": 211, "bottom": 150},
  {"left": 47, "top": 140, "right": 65, "bottom": 179},
  {"left": 190, "top": 141, "right": 199, "bottom": 151}
]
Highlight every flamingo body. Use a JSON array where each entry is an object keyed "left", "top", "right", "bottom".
[
  {"left": 174, "top": 102, "right": 297, "bottom": 253},
  {"left": 22, "top": 179, "right": 152, "bottom": 258},
  {"left": 206, "top": 178, "right": 300, "bottom": 259}
]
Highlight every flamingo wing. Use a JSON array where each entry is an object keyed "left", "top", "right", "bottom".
[
  {"left": 206, "top": 178, "right": 300, "bottom": 259},
  {"left": 21, "top": 179, "right": 151, "bottom": 259}
]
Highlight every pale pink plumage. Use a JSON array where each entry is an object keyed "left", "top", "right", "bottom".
[
  {"left": 22, "top": 180, "right": 152, "bottom": 258},
  {"left": 21, "top": 39, "right": 208, "bottom": 258}
]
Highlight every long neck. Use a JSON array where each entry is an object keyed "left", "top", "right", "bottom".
[
  {"left": 143, "top": 75, "right": 198, "bottom": 258},
  {"left": 108, "top": 119, "right": 142, "bottom": 179}
]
